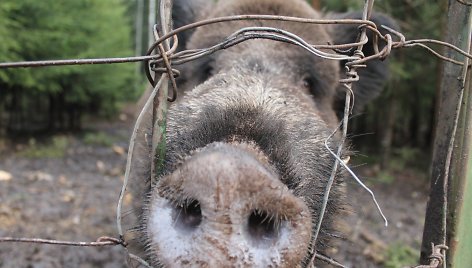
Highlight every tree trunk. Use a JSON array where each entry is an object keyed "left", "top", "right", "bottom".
[
  {"left": 48, "top": 93, "right": 55, "bottom": 131},
  {"left": 311, "top": 0, "right": 320, "bottom": 10},
  {"left": 380, "top": 86, "right": 397, "bottom": 169},
  {"left": 135, "top": 0, "right": 144, "bottom": 75}
]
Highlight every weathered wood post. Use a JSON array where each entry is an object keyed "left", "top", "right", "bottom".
[
  {"left": 446, "top": 11, "right": 472, "bottom": 267},
  {"left": 420, "top": 1, "right": 472, "bottom": 266},
  {"left": 150, "top": 0, "right": 172, "bottom": 184}
]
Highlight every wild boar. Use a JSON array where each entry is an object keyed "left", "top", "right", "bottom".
[{"left": 132, "top": 0, "right": 395, "bottom": 267}]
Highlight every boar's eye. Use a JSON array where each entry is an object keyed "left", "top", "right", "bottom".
[
  {"left": 196, "top": 58, "right": 214, "bottom": 83},
  {"left": 185, "top": 57, "right": 214, "bottom": 84},
  {"left": 202, "top": 65, "right": 214, "bottom": 80},
  {"left": 302, "top": 76, "right": 320, "bottom": 98}
]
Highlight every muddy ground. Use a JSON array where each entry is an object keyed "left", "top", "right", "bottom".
[{"left": 0, "top": 117, "right": 428, "bottom": 268}]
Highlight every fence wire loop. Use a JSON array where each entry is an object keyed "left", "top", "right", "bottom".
[
  {"left": 330, "top": 44, "right": 355, "bottom": 55},
  {"left": 428, "top": 245, "right": 447, "bottom": 264},
  {"left": 380, "top": 34, "right": 393, "bottom": 60},
  {"left": 143, "top": 32, "right": 178, "bottom": 86},
  {"left": 150, "top": 66, "right": 181, "bottom": 78},
  {"left": 382, "top": 25, "right": 406, "bottom": 48},
  {"left": 144, "top": 25, "right": 179, "bottom": 102},
  {"left": 153, "top": 25, "right": 178, "bottom": 102},
  {"left": 414, "top": 244, "right": 449, "bottom": 268}
]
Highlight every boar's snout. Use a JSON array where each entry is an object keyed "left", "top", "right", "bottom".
[{"left": 146, "top": 142, "right": 313, "bottom": 267}]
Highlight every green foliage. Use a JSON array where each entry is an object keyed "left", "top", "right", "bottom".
[
  {"left": 376, "top": 170, "right": 396, "bottom": 185},
  {"left": 319, "top": 0, "right": 363, "bottom": 12},
  {"left": 390, "top": 147, "right": 424, "bottom": 169},
  {"left": 0, "top": 0, "right": 137, "bottom": 132},
  {"left": 0, "top": 2, "right": 20, "bottom": 82},
  {"left": 384, "top": 243, "right": 419, "bottom": 268},
  {"left": 18, "top": 136, "right": 69, "bottom": 158},
  {"left": 82, "top": 131, "right": 114, "bottom": 147}
]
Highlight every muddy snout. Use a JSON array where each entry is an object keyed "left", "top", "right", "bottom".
[{"left": 146, "top": 142, "right": 312, "bottom": 267}]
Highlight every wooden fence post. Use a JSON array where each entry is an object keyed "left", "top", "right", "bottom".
[
  {"left": 446, "top": 12, "right": 472, "bottom": 268},
  {"left": 150, "top": 0, "right": 172, "bottom": 184},
  {"left": 420, "top": 1, "right": 472, "bottom": 266}
]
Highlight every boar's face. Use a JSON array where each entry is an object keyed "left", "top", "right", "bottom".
[{"left": 141, "top": 0, "right": 396, "bottom": 267}]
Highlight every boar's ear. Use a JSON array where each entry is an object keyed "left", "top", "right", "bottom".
[
  {"left": 327, "top": 12, "right": 398, "bottom": 115},
  {"left": 172, "top": 0, "right": 211, "bottom": 50}
]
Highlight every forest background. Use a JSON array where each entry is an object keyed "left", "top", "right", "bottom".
[{"left": 0, "top": 0, "right": 443, "bottom": 178}]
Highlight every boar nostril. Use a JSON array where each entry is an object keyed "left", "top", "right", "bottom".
[
  {"left": 171, "top": 199, "right": 202, "bottom": 232},
  {"left": 247, "top": 210, "right": 279, "bottom": 245}
]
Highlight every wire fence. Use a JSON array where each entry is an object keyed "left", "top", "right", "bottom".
[{"left": 1, "top": 0, "right": 471, "bottom": 267}]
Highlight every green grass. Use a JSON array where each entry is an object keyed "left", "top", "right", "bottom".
[
  {"left": 82, "top": 131, "right": 114, "bottom": 147},
  {"left": 351, "top": 146, "right": 429, "bottom": 185},
  {"left": 389, "top": 147, "right": 427, "bottom": 171},
  {"left": 376, "top": 171, "right": 396, "bottom": 185},
  {"left": 18, "top": 136, "right": 69, "bottom": 158},
  {"left": 384, "top": 244, "right": 419, "bottom": 268}
]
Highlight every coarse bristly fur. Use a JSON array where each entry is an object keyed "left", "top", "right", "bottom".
[{"left": 128, "top": 0, "right": 397, "bottom": 267}]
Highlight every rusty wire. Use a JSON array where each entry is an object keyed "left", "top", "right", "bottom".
[
  {"left": 1, "top": 0, "right": 471, "bottom": 267},
  {"left": 1, "top": 16, "right": 471, "bottom": 71},
  {"left": 414, "top": 244, "right": 449, "bottom": 268},
  {"left": 0, "top": 236, "right": 126, "bottom": 247},
  {"left": 309, "top": 1, "right": 385, "bottom": 266}
]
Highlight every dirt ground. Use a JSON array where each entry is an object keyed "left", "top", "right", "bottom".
[
  {"left": 0, "top": 118, "right": 428, "bottom": 268},
  {"left": 332, "top": 168, "right": 428, "bottom": 267}
]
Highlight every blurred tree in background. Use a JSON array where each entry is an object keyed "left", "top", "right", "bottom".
[
  {"left": 0, "top": 0, "right": 136, "bottom": 133},
  {"left": 313, "top": 0, "right": 443, "bottom": 169}
]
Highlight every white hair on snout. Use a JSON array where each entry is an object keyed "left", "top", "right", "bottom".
[
  {"left": 148, "top": 199, "right": 193, "bottom": 263},
  {"left": 146, "top": 142, "right": 313, "bottom": 267},
  {"left": 147, "top": 199, "right": 293, "bottom": 267}
]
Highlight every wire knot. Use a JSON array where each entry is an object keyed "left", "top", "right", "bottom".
[
  {"left": 413, "top": 244, "right": 448, "bottom": 268},
  {"left": 151, "top": 66, "right": 181, "bottom": 79},
  {"left": 339, "top": 66, "right": 360, "bottom": 83},
  {"left": 144, "top": 25, "right": 180, "bottom": 102},
  {"left": 428, "top": 244, "right": 448, "bottom": 265},
  {"left": 96, "top": 236, "right": 128, "bottom": 247}
]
